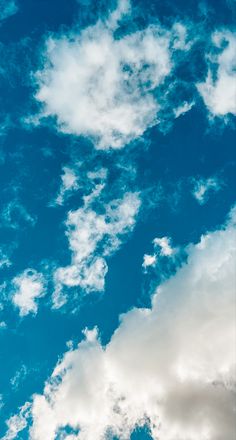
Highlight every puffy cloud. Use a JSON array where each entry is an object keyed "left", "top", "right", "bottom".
[
  {"left": 197, "top": 30, "right": 236, "bottom": 116},
  {"left": 153, "top": 236, "right": 174, "bottom": 256},
  {"left": 34, "top": 0, "right": 191, "bottom": 150},
  {"left": 12, "top": 269, "right": 45, "bottom": 317},
  {"left": 142, "top": 253, "right": 156, "bottom": 268},
  {"left": 53, "top": 190, "right": 140, "bottom": 307},
  {"left": 0, "top": 0, "right": 18, "bottom": 21},
  {"left": 192, "top": 176, "right": 222, "bottom": 205},
  {"left": 20, "top": 205, "right": 236, "bottom": 439}
]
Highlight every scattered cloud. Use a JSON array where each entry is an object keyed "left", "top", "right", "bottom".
[
  {"left": 174, "top": 101, "right": 194, "bottom": 118},
  {"left": 2, "top": 402, "right": 31, "bottom": 440},
  {"left": 10, "top": 364, "right": 28, "bottom": 391},
  {"left": 0, "top": 320, "right": 7, "bottom": 329},
  {"left": 153, "top": 236, "right": 174, "bottom": 256},
  {"left": 0, "top": 0, "right": 18, "bottom": 22},
  {"left": 12, "top": 269, "right": 45, "bottom": 317},
  {"left": 197, "top": 30, "right": 236, "bottom": 117},
  {"left": 54, "top": 166, "right": 79, "bottom": 206},
  {"left": 0, "top": 249, "right": 11, "bottom": 270},
  {"left": 53, "top": 189, "right": 140, "bottom": 307},
  {"left": 19, "top": 205, "right": 236, "bottom": 440},
  {"left": 142, "top": 253, "right": 156, "bottom": 269},
  {"left": 143, "top": 236, "right": 174, "bottom": 270},
  {"left": 192, "top": 176, "right": 222, "bottom": 205},
  {"left": 0, "top": 200, "right": 37, "bottom": 230}
]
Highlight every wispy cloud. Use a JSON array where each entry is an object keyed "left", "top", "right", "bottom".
[
  {"left": 192, "top": 176, "right": 222, "bottom": 205},
  {"left": 0, "top": 0, "right": 18, "bottom": 22}
]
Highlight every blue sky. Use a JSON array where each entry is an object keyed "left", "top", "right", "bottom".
[{"left": 0, "top": 0, "right": 235, "bottom": 439}]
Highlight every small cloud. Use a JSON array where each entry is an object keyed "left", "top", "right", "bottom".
[
  {"left": 142, "top": 253, "right": 156, "bottom": 269},
  {"left": 10, "top": 364, "right": 28, "bottom": 391},
  {"left": 142, "top": 236, "right": 175, "bottom": 273},
  {"left": 174, "top": 101, "right": 194, "bottom": 118},
  {"left": 54, "top": 166, "right": 79, "bottom": 206},
  {"left": 12, "top": 269, "right": 45, "bottom": 317},
  {"left": 153, "top": 236, "right": 174, "bottom": 256},
  {"left": 0, "top": 250, "right": 11, "bottom": 270},
  {"left": 0, "top": 0, "right": 18, "bottom": 21},
  {"left": 192, "top": 176, "right": 222, "bottom": 205},
  {"left": 197, "top": 30, "right": 236, "bottom": 117}
]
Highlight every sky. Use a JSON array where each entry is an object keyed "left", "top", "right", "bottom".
[{"left": 0, "top": 0, "right": 235, "bottom": 439}]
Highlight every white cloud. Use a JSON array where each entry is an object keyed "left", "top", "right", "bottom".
[
  {"left": 174, "top": 101, "right": 194, "bottom": 118},
  {"left": 0, "top": 320, "right": 7, "bottom": 329},
  {"left": 0, "top": 0, "right": 18, "bottom": 21},
  {"left": 53, "top": 190, "right": 140, "bottom": 307},
  {"left": 142, "top": 237, "right": 174, "bottom": 272},
  {"left": 153, "top": 236, "right": 174, "bottom": 256},
  {"left": 20, "top": 205, "right": 236, "bottom": 440},
  {"left": 192, "top": 176, "right": 222, "bottom": 205},
  {"left": 197, "top": 30, "right": 236, "bottom": 116},
  {"left": 55, "top": 166, "right": 79, "bottom": 206},
  {"left": 2, "top": 402, "right": 31, "bottom": 440},
  {"left": 142, "top": 253, "right": 156, "bottom": 268},
  {"left": 34, "top": 0, "right": 191, "bottom": 150},
  {"left": 12, "top": 269, "right": 45, "bottom": 317}
]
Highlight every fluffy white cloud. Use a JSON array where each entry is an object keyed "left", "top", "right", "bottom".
[
  {"left": 197, "top": 30, "right": 236, "bottom": 116},
  {"left": 142, "top": 253, "right": 156, "bottom": 268},
  {"left": 192, "top": 176, "right": 222, "bottom": 205},
  {"left": 34, "top": 0, "right": 191, "bottom": 149},
  {"left": 21, "top": 205, "right": 236, "bottom": 439},
  {"left": 12, "top": 269, "right": 45, "bottom": 316},
  {"left": 53, "top": 190, "right": 140, "bottom": 307}
]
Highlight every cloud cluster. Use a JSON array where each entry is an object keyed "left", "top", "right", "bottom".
[
  {"left": 35, "top": 0, "right": 192, "bottom": 149},
  {"left": 12, "top": 269, "right": 45, "bottom": 316},
  {"left": 142, "top": 236, "right": 174, "bottom": 269},
  {"left": 8, "top": 206, "right": 234, "bottom": 439},
  {"left": 197, "top": 30, "right": 236, "bottom": 117},
  {"left": 53, "top": 189, "right": 140, "bottom": 307}
]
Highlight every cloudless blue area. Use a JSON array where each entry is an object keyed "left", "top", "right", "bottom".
[{"left": 0, "top": 0, "right": 235, "bottom": 438}]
